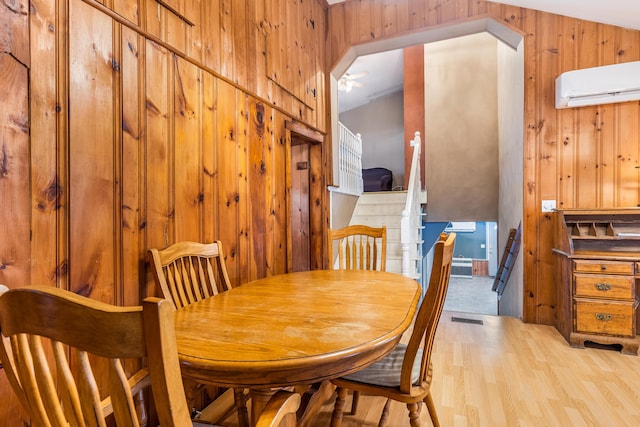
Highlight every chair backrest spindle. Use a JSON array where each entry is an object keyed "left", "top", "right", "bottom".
[
  {"left": 149, "top": 241, "right": 233, "bottom": 310},
  {"left": 328, "top": 225, "right": 387, "bottom": 272}
]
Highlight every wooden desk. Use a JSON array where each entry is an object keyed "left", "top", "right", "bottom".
[{"left": 174, "top": 269, "right": 420, "bottom": 424}]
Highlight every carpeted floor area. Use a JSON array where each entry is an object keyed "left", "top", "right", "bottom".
[{"left": 443, "top": 275, "right": 498, "bottom": 315}]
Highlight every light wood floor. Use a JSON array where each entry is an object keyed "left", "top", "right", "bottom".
[{"left": 225, "top": 310, "right": 640, "bottom": 426}]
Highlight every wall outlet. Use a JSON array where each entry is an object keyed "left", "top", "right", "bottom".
[{"left": 541, "top": 199, "right": 556, "bottom": 212}]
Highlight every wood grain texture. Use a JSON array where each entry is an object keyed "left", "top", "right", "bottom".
[
  {"left": 0, "top": 3, "right": 30, "bottom": 424},
  {"left": 301, "top": 312, "right": 640, "bottom": 427},
  {"left": 174, "top": 270, "right": 420, "bottom": 388},
  {"left": 1, "top": 1, "right": 328, "bottom": 419},
  {"left": 3, "top": 0, "right": 640, "bottom": 421}
]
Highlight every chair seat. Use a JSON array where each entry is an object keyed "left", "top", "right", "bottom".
[{"left": 342, "top": 344, "right": 423, "bottom": 387}]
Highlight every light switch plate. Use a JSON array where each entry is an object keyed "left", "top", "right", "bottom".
[{"left": 541, "top": 199, "right": 556, "bottom": 212}]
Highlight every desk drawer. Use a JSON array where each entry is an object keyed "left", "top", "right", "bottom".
[
  {"left": 574, "top": 274, "right": 634, "bottom": 299},
  {"left": 575, "top": 300, "right": 635, "bottom": 337},
  {"left": 573, "top": 260, "right": 634, "bottom": 275}
]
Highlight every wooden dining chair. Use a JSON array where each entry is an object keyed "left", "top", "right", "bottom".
[
  {"left": 328, "top": 224, "right": 387, "bottom": 271},
  {"left": 330, "top": 232, "right": 456, "bottom": 427},
  {"left": 148, "top": 240, "right": 233, "bottom": 310},
  {"left": 148, "top": 240, "right": 250, "bottom": 426},
  {"left": 326, "top": 224, "right": 387, "bottom": 414},
  {"left": 0, "top": 285, "right": 300, "bottom": 427}
]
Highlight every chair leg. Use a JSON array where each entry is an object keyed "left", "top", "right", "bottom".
[
  {"left": 348, "top": 390, "right": 360, "bottom": 415},
  {"left": 377, "top": 398, "right": 392, "bottom": 427},
  {"left": 425, "top": 393, "right": 440, "bottom": 427},
  {"left": 330, "top": 386, "right": 348, "bottom": 427},
  {"left": 406, "top": 402, "right": 421, "bottom": 427},
  {"left": 234, "top": 388, "right": 250, "bottom": 427}
]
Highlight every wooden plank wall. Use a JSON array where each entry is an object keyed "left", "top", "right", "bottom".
[
  {"left": 0, "top": 0, "right": 327, "bottom": 423},
  {"left": 327, "top": 0, "right": 640, "bottom": 325}
]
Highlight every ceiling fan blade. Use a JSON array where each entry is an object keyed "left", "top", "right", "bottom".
[
  {"left": 351, "top": 81, "right": 364, "bottom": 88},
  {"left": 347, "top": 71, "right": 369, "bottom": 79}
]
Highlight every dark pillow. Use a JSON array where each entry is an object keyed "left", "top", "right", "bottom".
[{"left": 363, "top": 168, "right": 393, "bottom": 192}]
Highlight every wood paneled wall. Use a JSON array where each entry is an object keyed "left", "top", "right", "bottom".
[
  {"left": 327, "top": 0, "right": 640, "bottom": 325},
  {"left": 0, "top": 0, "right": 327, "bottom": 422}
]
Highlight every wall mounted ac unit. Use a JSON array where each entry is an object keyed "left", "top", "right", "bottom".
[{"left": 555, "top": 61, "right": 640, "bottom": 109}]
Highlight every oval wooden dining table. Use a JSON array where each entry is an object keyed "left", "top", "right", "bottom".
[{"left": 173, "top": 269, "right": 420, "bottom": 425}]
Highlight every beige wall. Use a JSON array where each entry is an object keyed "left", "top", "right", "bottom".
[
  {"left": 425, "top": 33, "right": 499, "bottom": 222},
  {"left": 497, "top": 41, "right": 525, "bottom": 318}
]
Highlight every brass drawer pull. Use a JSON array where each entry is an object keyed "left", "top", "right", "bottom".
[
  {"left": 595, "top": 313, "right": 613, "bottom": 321},
  {"left": 594, "top": 283, "right": 612, "bottom": 291},
  {"left": 600, "top": 265, "right": 607, "bottom": 271}
]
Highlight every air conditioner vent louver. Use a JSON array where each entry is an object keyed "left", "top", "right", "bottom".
[{"left": 555, "top": 61, "right": 640, "bottom": 109}]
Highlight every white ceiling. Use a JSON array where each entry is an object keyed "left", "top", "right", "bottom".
[{"left": 333, "top": 0, "right": 640, "bottom": 113}]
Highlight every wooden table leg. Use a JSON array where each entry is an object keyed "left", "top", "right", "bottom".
[
  {"left": 250, "top": 388, "right": 276, "bottom": 426},
  {"left": 295, "top": 381, "right": 335, "bottom": 427},
  {"left": 234, "top": 388, "right": 250, "bottom": 427}
]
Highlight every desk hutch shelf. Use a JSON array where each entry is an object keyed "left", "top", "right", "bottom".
[{"left": 553, "top": 208, "right": 640, "bottom": 355}]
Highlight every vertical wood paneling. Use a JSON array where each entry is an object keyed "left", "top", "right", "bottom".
[
  {"left": 245, "top": 0, "right": 259, "bottom": 96},
  {"left": 216, "top": 81, "right": 240, "bottom": 285},
  {"left": 29, "top": 0, "right": 62, "bottom": 288},
  {"left": 162, "top": 6, "right": 187, "bottom": 54},
  {"left": 232, "top": 0, "right": 248, "bottom": 87},
  {"left": 0, "top": 33, "right": 30, "bottom": 286},
  {"left": 0, "top": 5, "right": 30, "bottom": 424},
  {"left": 271, "top": 111, "right": 288, "bottom": 275},
  {"left": 557, "top": 16, "right": 577, "bottom": 211},
  {"left": 382, "top": 0, "right": 397, "bottom": 37},
  {"left": 575, "top": 21, "right": 600, "bottom": 208},
  {"left": 309, "top": 143, "right": 323, "bottom": 269},
  {"left": 534, "top": 12, "right": 559, "bottom": 322},
  {"left": 615, "top": 30, "right": 640, "bottom": 207},
  {"left": 370, "top": 0, "right": 383, "bottom": 41},
  {"left": 201, "top": 0, "right": 221, "bottom": 73},
  {"left": 518, "top": 7, "right": 539, "bottom": 323},
  {"left": 68, "top": 0, "right": 116, "bottom": 301},
  {"left": 0, "top": 0, "right": 29, "bottom": 66},
  {"left": 328, "top": 4, "right": 346, "bottom": 61},
  {"left": 599, "top": 26, "right": 617, "bottom": 207},
  {"left": 145, "top": 40, "right": 172, "bottom": 251},
  {"left": 201, "top": 73, "right": 219, "bottom": 242},
  {"left": 173, "top": 56, "right": 201, "bottom": 242},
  {"left": 237, "top": 93, "right": 250, "bottom": 285},
  {"left": 144, "top": 0, "right": 161, "bottom": 38},
  {"left": 425, "top": 0, "right": 440, "bottom": 27},
  {"left": 263, "top": 106, "right": 276, "bottom": 276},
  {"left": 290, "top": 143, "right": 310, "bottom": 272},
  {"left": 185, "top": 0, "right": 202, "bottom": 62},
  {"left": 2, "top": 1, "right": 330, "bottom": 419},
  {"left": 408, "top": 0, "right": 426, "bottom": 30},
  {"left": 121, "top": 28, "right": 143, "bottom": 306},
  {"left": 618, "top": 103, "right": 640, "bottom": 206},
  {"left": 395, "top": 0, "right": 409, "bottom": 33},
  {"left": 353, "top": 0, "right": 367, "bottom": 43},
  {"left": 112, "top": 0, "right": 139, "bottom": 24},
  {"left": 220, "top": 0, "right": 234, "bottom": 78},
  {"left": 249, "top": 100, "right": 268, "bottom": 281}
]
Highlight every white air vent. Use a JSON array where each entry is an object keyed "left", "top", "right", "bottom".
[{"left": 555, "top": 61, "right": 640, "bottom": 109}]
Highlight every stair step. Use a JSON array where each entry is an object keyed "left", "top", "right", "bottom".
[
  {"left": 357, "top": 191, "right": 407, "bottom": 204},
  {"left": 353, "top": 203, "right": 405, "bottom": 216}
]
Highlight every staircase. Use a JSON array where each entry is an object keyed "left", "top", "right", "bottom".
[{"left": 349, "top": 191, "right": 408, "bottom": 274}]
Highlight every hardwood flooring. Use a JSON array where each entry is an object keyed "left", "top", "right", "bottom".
[{"left": 223, "top": 311, "right": 640, "bottom": 426}]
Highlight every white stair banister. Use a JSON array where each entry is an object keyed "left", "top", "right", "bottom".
[
  {"left": 401, "top": 131, "right": 424, "bottom": 281},
  {"left": 334, "top": 122, "right": 363, "bottom": 195}
]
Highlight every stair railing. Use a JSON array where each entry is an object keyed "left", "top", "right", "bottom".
[
  {"left": 401, "top": 131, "right": 424, "bottom": 281},
  {"left": 334, "top": 122, "right": 363, "bottom": 195}
]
